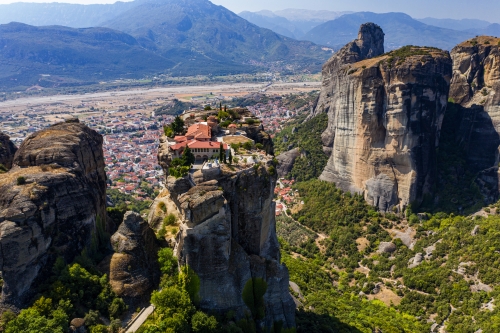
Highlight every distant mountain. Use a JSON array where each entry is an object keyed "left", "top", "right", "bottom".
[
  {"left": 417, "top": 17, "right": 491, "bottom": 31},
  {"left": 0, "top": 1, "right": 138, "bottom": 28},
  {"left": 101, "top": 0, "right": 331, "bottom": 75},
  {"left": 238, "top": 10, "right": 299, "bottom": 39},
  {"left": 0, "top": 22, "right": 174, "bottom": 89},
  {"left": 303, "top": 12, "right": 475, "bottom": 50},
  {"left": 239, "top": 8, "right": 352, "bottom": 39},
  {"left": 467, "top": 23, "right": 500, "bottom": 37},
  {"left": 274, "top": 8, "right": 352, "bottom": 22}
]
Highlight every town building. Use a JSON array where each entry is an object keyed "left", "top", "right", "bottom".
[{"left": 169, "top": 123, "right": 228, "bottom": 162}]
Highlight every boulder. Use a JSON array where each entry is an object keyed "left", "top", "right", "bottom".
[
  {"left": 102, "top": 212, "right": 160, "bottom": 305},
  {"left": 276, "top": 148, "right": 300, "bottom": 178},
  {"left": 378, "top": 242, "right": 397, "bottom": 254}
]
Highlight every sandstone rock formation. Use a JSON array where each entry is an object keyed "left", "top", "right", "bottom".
[
  {"left": 101, "top": 212, "right": 159, "bottom": 305},
  {"left": 449, "top": 37, "right": 500, "bottom": 201},
  {"left": 0, "top": 132, "right": 17, "bottom": 170},
  {"left": 276, "top": 148, "right": 300, "bottom": 178},
  {"left": 155, "top": 148, "right": 295, "bottom": 329},
  {"left": 0, "top": 121, "right": 106, "bottom": 309},
  {"left": 312, "top": 23, "right": 452, "bottom": 211}
]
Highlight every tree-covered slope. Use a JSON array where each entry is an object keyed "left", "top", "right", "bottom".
[
  {"left": 276, "top": 178, "right": 500, "bottom": 332},
  {"left": 0, "top": 23, "right": 174, "bottom": 89}
]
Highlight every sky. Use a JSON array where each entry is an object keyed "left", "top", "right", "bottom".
[{"left": 0, "top": 0, "right": 498, "bottom": 22}]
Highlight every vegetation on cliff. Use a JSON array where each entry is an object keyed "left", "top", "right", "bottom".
[{"left": 274, "top": 113, "right": 328, "bottom": 181}]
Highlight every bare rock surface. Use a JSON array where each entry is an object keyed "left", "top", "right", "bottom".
[
  {"left": 0, "top": 121, "right": 106, "bottom": 310},
  {"left": 450, "top": 37, "right": 500, "bottom": 202},
  {"left": 312, "top": 23, "right": 452, "bottom": 211},
  {"left": 101, "top": 212, "right": 159, "bottom": 305},
  {"left": 276, "top": 148, "right": 300, "bottom": 178},
  {"left": 0, "top": 132, "right": 17, "bottom": 170}
]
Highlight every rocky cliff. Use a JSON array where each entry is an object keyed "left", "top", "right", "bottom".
[
  {"left": 312, "top": 23, "right": 452, "bottom": 211},
  {"left": 0, "top": 132, "right": 17, "bottom": 170},
  {"left": 0, "top": 121, "right": 106, "bottom": 309},
  {"left": 100, "top": 211, "right": 159, "bottom": 306},
  {"left": 155, "top": 152, "right": 295, "bottom": 329},
  {"left": 449, "top": 37, "right": 500, "bottom": 202}
]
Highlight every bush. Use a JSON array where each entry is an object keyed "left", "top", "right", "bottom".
[
  {"left": 242, "top": 278, "right": 267, "bottom": 320},
  {"left": 255, "top": 143, "right": 264, "bottom": 150},
  {"left": 90, "top": 325, "right": 108, "bottom": 333},
  {"left": 246, "top": 118, "right": 256, "bottom": 125},
  {"left": 16, "top": 176, "right": 26, "bottom": 185},
  {"left": 164, "top": 213, "right": 177, "bottom": 226},
  {"left": 191, "top": 312, "right": 218, "bottom": 333},
  {"left": 242, "top": 141, "right": 253, "bottom": 151}
]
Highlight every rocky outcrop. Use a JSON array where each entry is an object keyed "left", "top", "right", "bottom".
[
  {"left": 449, "top": 37, "right": 500, "bottom": 201},
  {"left": 312, "top": 23, "right": 452, "bottom": 211},
  {"left": 0, "top": 121, "right": 106, "bottom": 309},
  {"left": 242, "top": 124, "right": 274, "bottom": 155},
  {"left": 101, "top": 212, "right": 159, "bottom": 305},
  {"left": 156, "top": 150, "right": 295, "bottom": 329},
  {"left": 0, "top": 132, "right": 17, "bottom": 170},
  {"left": 276, "top": 148, "right": 300, "bottom": 178}
]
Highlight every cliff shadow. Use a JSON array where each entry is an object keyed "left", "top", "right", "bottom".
[
  {"left": 421, "top": 102, "right": 500, "bottom": 213},
  {"left": 296, "top": 310, "right": 363, "bottom": 333}
]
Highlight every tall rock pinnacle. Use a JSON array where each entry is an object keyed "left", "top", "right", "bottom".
[{"left": 312, "top": 24, "right": 452, "bottom": 211}]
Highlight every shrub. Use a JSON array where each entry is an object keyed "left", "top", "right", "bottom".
[
  {"left": 255, "top": 143, "right": 264, "bottom": 150},
  {"left": 246, "top": 118, "right": 256, "bottom": 125},
  {"left": 191, "top": 311, "right": 218, "bottom": 333},
  {"left": 243, "top": 141, "right": 253, "bottom": 151},
  {"left": 164, "top": 213, "right": 177, "bottom": 226},
  {"left": 0, "top": 164, "right": 7, "bottom": 173},
  {"left": 242, "top": 278, "right": 267, "bottom": 320},
  {"left": 16, "top": 176, "right": 26, "bottom": 185},
  {"left": 158, "top": 201, "right": 167, "bottom": 212}
]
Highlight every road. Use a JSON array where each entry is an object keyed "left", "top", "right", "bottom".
[{"left": 125, "top": 305, "right": 155, "bottom": 333}]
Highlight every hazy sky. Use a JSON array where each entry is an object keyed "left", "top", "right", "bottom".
[{"left": 0, "top": 0, "right": 498, "bottom": 22}]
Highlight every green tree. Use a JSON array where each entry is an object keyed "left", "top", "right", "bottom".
[
  {"left": 90, "top": 325, "right": 108, "bottom": 333},
  {"left": 158, "top": 248, "right": 178, "bottom": 276},
  {"left": 181, "top": 146, "right": 195, "bottom": 166},
  {"left": 228, "top": 149, "right": 232, "bottom": 165},
  {"left": 191, "top": 311, "right": 218, "bottom": 332},
  {"left": 171, "top": 116, "right": 185, "bottom": 134},
  {"left": 219, "top": 143, "right": 224, "bottom": 162},
  {"left": 243, "top": 141, "right": 253, "bottom": 151}
]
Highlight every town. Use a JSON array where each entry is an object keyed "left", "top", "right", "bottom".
[{"left": 0, "top": 83, "right": 319, "bottom": 203}]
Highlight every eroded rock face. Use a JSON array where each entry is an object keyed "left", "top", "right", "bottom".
[
  {"left": 449, "top": 37, "right": 500, "bottom": 201},
  {"left": 0, "top": 132, "right": 17, "bottom": 170},
  {"left": 0, "top": 121, "right": 106, "bottom": 309},
  {"left": 103, "top": 212, "right": 159, "bottom": 304},
  {"left": 276, "top": 148, "right": 300, "bottom": 178},
  {"left": 158, "top": 155, "right": 295, "bottom": 329},
  {"left": 313, "top": 24, "right": 452, "bottom": 211}
]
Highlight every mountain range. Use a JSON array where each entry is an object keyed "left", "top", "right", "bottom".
[
  {"left": 241, "top": 10, "right": 500, "bottom": 51},
  {"left": 239, "top": 9, "right": 352, "bottom": 39},
  {"left": 1, "top": 0, "right": 500, "bottom": 91},
  {"left": 0, "top": 0, "right": 331, "bottom": 90}
]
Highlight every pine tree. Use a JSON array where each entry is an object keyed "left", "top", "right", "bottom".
[{"left": 219, "top": 143, "right": 224, "bottom": 162}]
